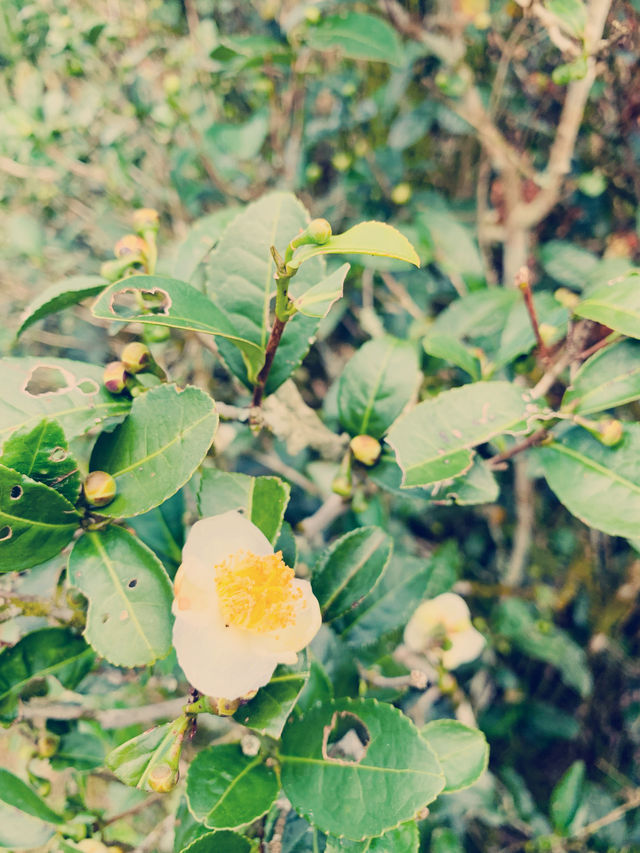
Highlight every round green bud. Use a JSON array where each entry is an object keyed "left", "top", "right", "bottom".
[
  {"left": 304, "top": 5, "right": 321, "bottom": 23},
  {"left": 84, "top": 471, "right": 117, "bottom": 508},
  {"left": 37, "top": 733, "right": 59, "bottom": 758},
  {"left": 307, "top": 218, "right": 332, "bottom": 244},
  {"left": 132, "top": 208, "right": 160, "bottom": 234},
  {"left": 332, "top": 151, "right": 351, "bottom": 172},
  {"left": 331, "top": 474, "right": 352, "bottom": 498},
  {"left": 391, "top": 183, "right": 412, "bottom": 205},
  {"left": 121, "top": 342, "right": 151, "bottom": 374},
  {"left": 164, "top": 74, "right": 180, "bottom": 96},
  {"left": 554, "top": 287, "right": 580, "bottom": 310},
  {"left": 103, "top": 361, "right": 128, "bottom": 394},
  {"left": 305, "top": 163, "right": 322, "bottom": 183},
  {"left": 142, "top": 323, "right": 171, "bottom": 344},
  {"left": 148, "top": 763, "right": 179, "bottom": 793},
  {"left": 538, "top": 322, "right": 557, "bottom": 347},
  {"left": 598, "top": 418, "right": 624, "bottom": 447},
  {"left": 350, "top": 434, "right": 382, "bottom": 467}
]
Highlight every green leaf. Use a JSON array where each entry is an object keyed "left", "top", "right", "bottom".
[
  {"left": 430, "top": 828, "right": 464, "bottom": 853},
  {"left": 0, "top": 627, "right": 94, "bottom": 724},
  {"left": 0, "top": 803, "right": 56, "bottom": 849},
  {"left": 0, "top": 357, "right": 130, "bottom": 448},
  {"left": 387, "top": 382, "right": 531, "bottom": 488},
  {"left": 67, "top": 526, "right": 173, "bottom": 667},
  {"left": 304, "top": 13, "right": 403, "bottom": 65},
  {"left": 174, "top": 798, "right": 210, "bottom": 852},
  {"left": 496, "top": 293, "right": 568, "bottom": 367},
  {"left": 312, "top": 527, "right": 393, "bottom": 622},
  {"left": 206, "top": 192, "right": 327, "bottom": 393},
  {"left": 430, "top": 289, "right": 517, "bottom": 341},
  {"left": 0, "top": 419, "right": 81, "bottom": 504},
  {"left": 106, "top": 716, "right": 189, "bottom": 791},
  {"left": 291, "top": 222, "right": 419, "bottom": 269},
  {"left": 545, "top": 0, "right": 587, "bottom": 38},
  {"left": 0, "top": 768, "right": 64, "bottom": 824},
  {"left": 16, "top": 275, "right": 106, "bottom": 338},
  {"left": 495, "top": 598, "right": 592, "bottom": 697},
  {"left": 550, "top": 760, "right": 586, "bottom": 834},
  {"left": 291, "top": 264, "right": 349, "bottom": 319},
  {"left": 337, "top": 338, "right": 420, "bottom": 439},
  {"left": 540, "top": 240, "right": 597, "bottom": 289},
  {"left": 50, "top": 731, "right": 105, "bottom": 771},
  {"left": 280, "top": 697, "right": 445, "bottom": 841},
  {"left": 561, "top": 339, "right": 640, "bottom": 414},
  {"left": 186, "top": 744, "right": 279, "bottom": 830},
  {"left": 573, "top": 271, "right": 640, "bottom": 338},
  {"left": 418, "top": 202, "right": 483, "bottom": 282},
  {"left": 91, "top": 275, "right": 264, "bottom": 382},
  {"left": 128, "top": 489, "right": 185, "bottom": 575},
  {"left": 326, "top": 822, "right": 418, "bottom": 853},
  {"left": 423, "top": 333, "right": 481, "bottom": 380},
  {"left": 0, "top": 463, "right": 80, "bottom": 572},
  {"left": 537, "top": 424, "right": 640, "bottom": 538},
  {"left": 234, "top": 653, "right": 310, "bottom": 738},
  {"left": 197, "top": 469, "right": 290, "bottom": 545},
  {"left": 420, "top": 720, "right": 489, "bottom": 793},
  {"left": 90, "top": 383, "right": 218, "bottom": 518},
  {"left": 171, "top": 208, "right": 241, "bottom": 282},
  {"left": 181, "top": 832, "right": 252, "bottom": 853}
]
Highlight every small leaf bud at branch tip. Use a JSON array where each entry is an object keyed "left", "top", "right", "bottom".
[
  {"left": 350, "top": 435, "right": 382, "bottom": 466},
  {"left": 307, "top": 218, "right": 332, "bottom": 244},
  {"left": 598, "top": 418, "right": 624, "bottom": 447},
  {"left": 84, "top": 471, "right": 117, "bottom": 508},
  {"left": 132, "top": 208, "right": 160, "bottom": 234}
]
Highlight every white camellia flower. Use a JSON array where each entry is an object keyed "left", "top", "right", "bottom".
[
  {"left": 172, "top": 511, "right": 321, "bottom": 700},
  {"left": 403, "top": 592, "right": 485, "bottom": 670}
]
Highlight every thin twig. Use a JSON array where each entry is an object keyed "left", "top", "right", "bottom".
[
  {"left": 251, "top": 316, "right": 288, "bottom": 409},
  {"left": 380, "top": 272, "right": 424, "bottom": 319},
  {"left": 569, "top": 789, "right": 640, "bottom": 844},
  {"left": 298, "top": 494, "right": 347, "bottom": 543},
  {"left": 18, "top": 697, "right": 187, "bottom": 728},
  {"left": 487, "top": 427, "right": 548, "bottom": 466},
  {"left": 516, "top": 266, "right": 551, "bottom": 362}
]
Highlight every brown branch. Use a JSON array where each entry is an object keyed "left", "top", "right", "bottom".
[
  {"left": 487, "top": 427, "right": 548, "bottom": 466},
  {"left": 251, "top": 316, "right": 287, "bottom": 409},
  {"left": 516, "top": 266, "right": 551, "bottom": 361}
]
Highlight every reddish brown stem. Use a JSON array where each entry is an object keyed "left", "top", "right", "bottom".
[
  {"left": 251, "top": 317, "right": 287, "bottom": 409},
  {"left": 487, "top": 427, "right": 548, "bottom": 467},
  {"left": 575, "top": 334, "right": 616, "bottom": 363},
  {"left": 515, "top": 267, "right": 551, "bottom": 363}
]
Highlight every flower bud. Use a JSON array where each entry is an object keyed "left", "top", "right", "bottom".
[
  {"left": 148, "top": 762, "right": 179, "bottom": 793},
  {"left": 538, "top": 323, "right": 557, "bottom": 347},
  {"left": 121, "top": 342, "right": 151, "bottom": 374},
  {"left": 554, "top": 287, "right": 580, "bottom": 310},
  {"left": 350, "top": 435, "right": 382, "bottom": 467},
  {"left": 103, "top": 361, "right": 128, "bottom": 394},
  {"left": 114, "top": 234, "right": 147, "bottom": 258},
  {"left": 132, "top": 208, "right": 160, "bottom": 234},
  {"left": 307, "top": 218, "right": 332, "bottom": 244},
  {"left": 142, "top": 323, "right": 171, "bottom": 344},
  {"left": 37, "top": 733, "right": 59, "bottom": 758},
  {"left": 391, "top": 183, "right": 412, "bottom": 205},
  {"left": 84, "top": 471, "right": 117, "bottom": 508},
  {"left": 598, "top": 418, "right": 624, "bottom": 447}
]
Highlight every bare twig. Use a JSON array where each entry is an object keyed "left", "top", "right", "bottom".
[
  {"left": 569, "top": 789, "right": 640, "bottom": 845},
  {"left": 18, "top": 697, "right": 187, "bottom": 729},
  {"left": 487, "top": 427, "right": 548, "bottom": 467},
  {"left": 298, "top": 494, "right": 348, "bottom": 543},
  {"left": 134, "top": 812, "right": 174, "bottom": 853},
  {"left": 516, "top": 266, "right": 551, "bottom": 362},
  {"left": 505, "top": 456, "right": 536, "bottom": 587}
]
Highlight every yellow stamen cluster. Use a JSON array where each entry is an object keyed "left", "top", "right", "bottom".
[{"left": 214, "top": 550, "right": 301, "bottom": 633}]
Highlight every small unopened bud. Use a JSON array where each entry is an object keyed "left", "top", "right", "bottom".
[
  {"left": 598, "top": 418, "right": 624, "bottom": 447},
  {"left": 37, "top": 733, "right": 59, "bottom": 758},
  {"left": 331, "top": 474, "right": 352, "bottom": 498},
  {"left": 538, "top": 323, "right": 557, "bottom": 347},
  {"left": 114, "top": 234, "right": 147, "bottom": 258},
  {"left": 307, "top": 218, "right": 332, "bottom": 244},
  {"left": 148, "top": 762, "right": 179, "bottom": 793},
  {"left": 211, "top": 696, "right": 241, "bottom": 716},
  {"left": 350, "top": 435, "right": 382, "bottom": 467},
  {"left": 132, "top": 208, "right": 160, "bottom": 234},
  {"left": 554, "top": 287, "right": 580, "bottom": 310},
  {"left": 438, "top": 672, "right": 457, "bottom": 693},
  {"left": 391, "top": 183, "right": 412, "bottom": 205},
  {"left": 103, "top": 361, "right": 128, "bottom": 394},
  {"left": 142, "top": 323, "right": 171, "bottom": 344},
  {"left": 84, "top": 471, "right": 117, "bottom": 508},
  {"left": 121, "top": 342, "right": 151, "bottom": 374}
]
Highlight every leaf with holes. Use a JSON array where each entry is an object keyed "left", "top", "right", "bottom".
[
  {"left": 291, "top": 264, "right": 349, "bottom": 319},
  {"left": 197, "top": 469, "right": 290, "bottom": 545},
  {"left": 205, "top": 192, "right": 327, "bottom": 393},
  {"left": 92, "top": 276, "right": 264, "bottom": 382},
  {"left": 421, "top": 720, "right": 489, "bottom": 793},
  {"left": 387, "top": 382, "right": 532, "bottom": 488},
  {"left": 280, "top": 698, "right": 444, "bottom": 841},
  {"left": 337, "top": 338, "right": 420, "bottom": 439},
  {"left": 561, "top": 339, "right": 640, "bottom": 415},
  {"left": 233, "top": 652, "right": 309, "bottom": 739},
  {"left": 186, "top": 744, "right": 279, "bottom": 830},
  {"left": 573, "top": 271, "right": 640, "bottom": 338},
  {"left": 106, "top": 715, "right": 189, "bottom": 791},
  {"left": 67, "top": 526, "right": 173, "bottom": 667},
  {"left": 0, "top": 464, "right": 80, "bottom": 572},
  {"left": 303, "top": 13, "right": 403, "bottom": 65},
  {"left": 0, "top": 357, "right": 130, "bottom": 449},
  {"left": 0, "top": 627, "right": 94, "bottom": 724},
  {"left": 90, "top": 383, "right": 218, "bottom": 518},
  {"left": 536, "top": 424, "right": 640, "bottom": 538},
  {"left": 0, "top": 419, "right": 80, "bottom": 504},
  {"left": 312, "top": 527, "right": 392, "bottom": 623},
  {"left": 325, "top": 822, "right": 418, "bottom": 853},
  {"left": 16, "top": 275, "right": 106, "bottom": 338},
  {"left": 291, "top": 223, "right": 419, "bottom": 269}
]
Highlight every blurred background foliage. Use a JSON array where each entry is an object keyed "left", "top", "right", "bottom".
[{"left": 3, "top": 0, "right": 640, "bottom": 851}]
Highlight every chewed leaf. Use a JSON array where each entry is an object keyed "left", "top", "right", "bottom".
[{"left": 290, "top": 222, "right": 420, "bottom": 268}]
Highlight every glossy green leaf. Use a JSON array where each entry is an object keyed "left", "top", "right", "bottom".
[
  {"left": 496, "top": 292, "right": 568, "bottom": 366},
  {"left": 337, "top": 338, "right": 420, "bottom": 439},
  {"left": 92, "top": 275, "right": 264, "bottom": 381},
  {"left": 423, "top": 333, "right": 481, "bottom": 380},
  {"left": 0, "top": 803, "right": 56, "bottom": 849},
  {"left": 537, "top": 424, "right": 640, "bottom": 538},
  {"left": 67, "top": 526, "right": 173, "bottom": 667},
  {"left": 540, "top": 240, "right": 597, "bottom": 289},
  {"left": 387, "top": 382, "right": 531, "bottom": 488},
  {"left": 421, "top": 720, "right": 489, "bottom": 793},
  {"left": 304, "top": 13, "right": 403, "bottom": 65},
  {"left": 326, "top": 822, "right": 418, "bottom": 853},
  {"left": 546, "top": 0, "right": 587, "bottom": 38},
  {"left": 234, "top": 653, "right": 310, "bottom": 738},
  {"left": 291, "top": 264, "right": 349, "bottom": 318},
  {"left": 419, "top": 204, "right": 483, "bottom": 282},
  {"left": 50, "top": 731, "right": 105, "bottom": 771},
  {"left": 0, "top": 627, "right": 94, "bottom": 724},
  {"left": 16, "top": 275, "right": 106, "bottom": 338},
  {"left": 573, "top": 271, "right": 640, "bottom": 338},
  {"left": 562, "top": 339, "right": 640, "bottom": 414},
  {"left": 430, "top": 289, "right": 517, "bottom": 341},
  {"left": 186, "top": 744, "right": 279, "bottom": 830},
  {"left": 128, "top": 489, "right": 185, "bottom": 575},
  {"left": 174, "top": 798, "right": 210, "bottom": 853},
  {"left": 197, "top": 468, "right": 290, "bottom": 545},
  {"left": 206, "top": 192, "right": 326, "bottom": 392},
  {"left": 171, "top": 207, "right": 240, "bottom": 282},
  {"left": 90, "top": 383, "right": 218, "bottom": 518},
  {"left": 312, "top": 527, "right": 393, "bottom": 622},
  {"left": 106, "top": 715, "right": 189, "bottom": 791},
  {"left": 430, "top": 828, "right": 464, "bottom": 853},
  {"left": 495, "top": 598, "right": 592, "bottom": 697},
  {"left": 0, "top": 463, "right": 80, "bottom": 572},
  {"left": 0, "top": 768, "right": 63, "bottom": 824},
  {"left": 181, "top": 832, "right": 252, "bottom": 853},
  {"left": 292, "top": 223, "right": 419, "bottom": 269},
  {"left": 550, "top": 760, "right": 586, "bottom": 834},
  {"left": 0, "top": 357, "right": 130, "bottom": 448},
  {"left": 0, "top": 419, "right": 80, "bottom": 504},
  {"left": 280, "top": 698, "right": 445, "bottom": 841}
]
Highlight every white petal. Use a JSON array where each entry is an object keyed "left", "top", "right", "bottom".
[
  {"left": 180, "top": 511, "right": 273, "bottom": 588},
  {"left": 256, "top": 579, "right": 322, "bottom": 657},
  {"left": 442, "top": 627, "right": 486, "bottom": 669},
  {"left": 431, "top": 593, "right": 471, "bottom": 628}
]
